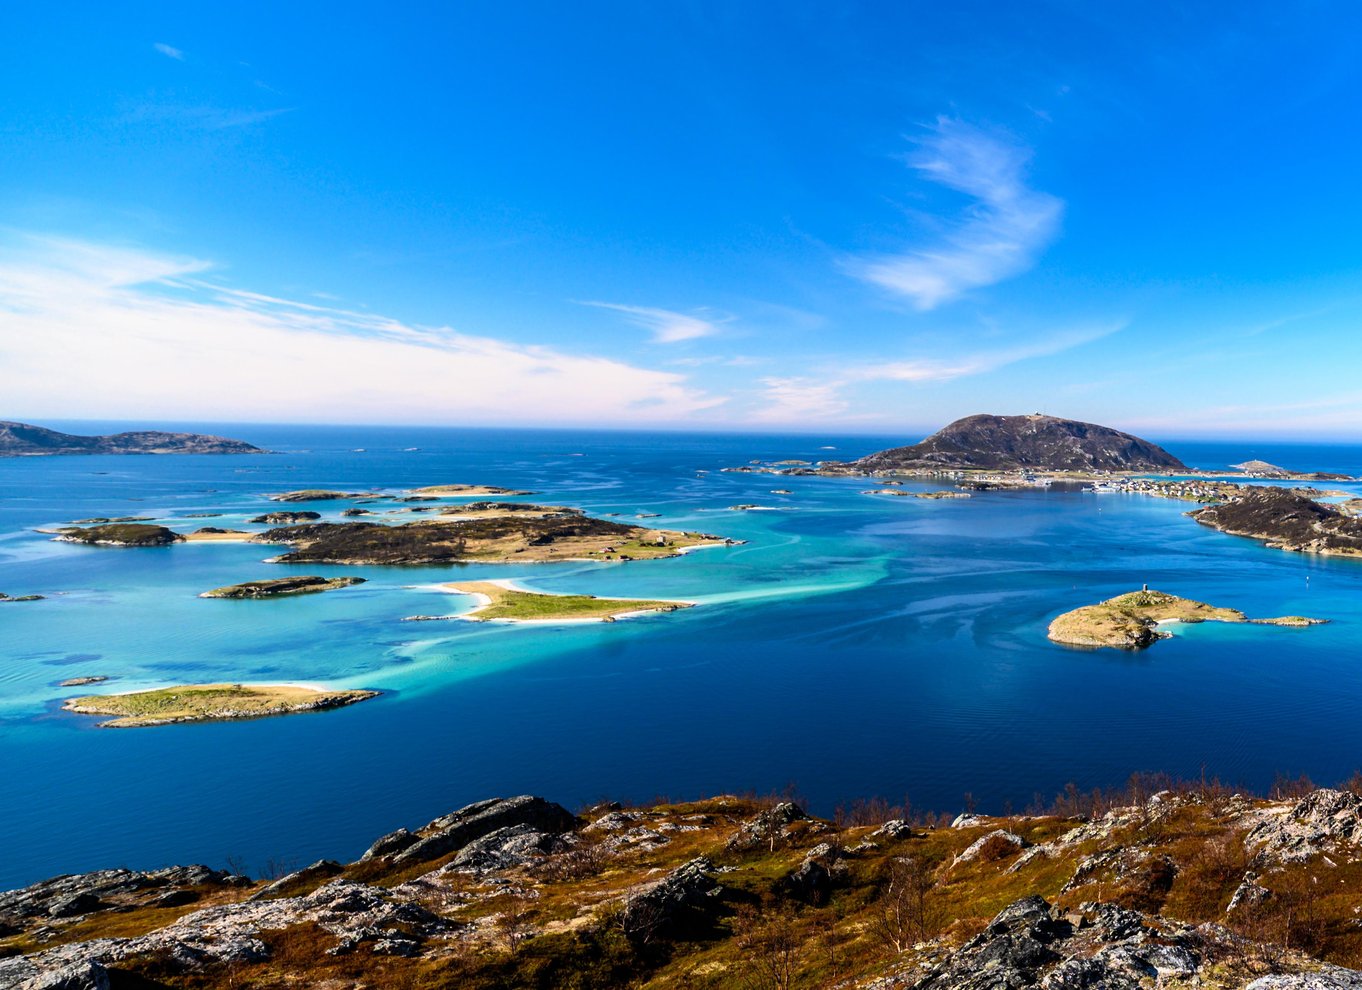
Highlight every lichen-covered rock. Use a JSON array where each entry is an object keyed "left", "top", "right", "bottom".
[
  {"left": 1245, "top": 789, "right": 1362, "bottom": 863},
  {"left": 726, "top": 802, "right": 808, "bottom": 851},
  {"left": 953, "top": 829, "right": 1030, "bottom": 865},
  {"left": 909, "top": 897, "right": 1204, "bottom": 990}
]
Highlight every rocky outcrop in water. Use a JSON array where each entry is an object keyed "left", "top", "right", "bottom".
[
  {"left": 248, "top": 511, "right": 322, "bottom": 524},
  {"left": 54, "top": 524, "right": 183, "bottom": 547},
  {"left": 199, "top": 576, "right": 365, "bottom": 599}
]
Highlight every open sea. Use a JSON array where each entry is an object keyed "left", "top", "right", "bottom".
[{"left": 2, "top": 423, "right": 1362, "bottom": 889}]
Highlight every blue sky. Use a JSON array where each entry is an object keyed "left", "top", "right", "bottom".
[{"left": 4, "top": 2, "right": 1362, "bottom": 436}]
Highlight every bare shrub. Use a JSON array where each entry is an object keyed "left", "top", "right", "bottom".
[{"left": 870, "top": 856, "right": 936, "bottom": 953}]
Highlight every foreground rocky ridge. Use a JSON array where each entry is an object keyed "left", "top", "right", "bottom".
[
  {"left": 6, "top": 786, "right": 1362, "bottom": 988},
  {"left": 0, "top": 422, "right": 262, "bottom": 457}
]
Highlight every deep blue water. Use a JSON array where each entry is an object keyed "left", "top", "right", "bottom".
[{"left": 3, "top": 424, "right": 1362, "bottom": 889}]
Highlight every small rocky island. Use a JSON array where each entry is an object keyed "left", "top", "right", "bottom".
[
  {"left": 407, "top": 483, "right": 536, "bottom": 497},
  {"left": 250, "top": 511, "right": 322, "bottom": 524},
  {"left": 862, "top": 488, "right": 971, "bottom": 499},
  {"left": 1191, "top": 487, "right": 1362, "bottom": 557},
  {"left": 62, "top": 684, "right": 379, "bottom": 728},
  {"left": 847, "top": 413, "right": 1187, "bottom": 473},
  {"left": 268, "top": 490, "right": 376, "bottom": 503},
  {"left": 199, "top": 576, "right": 367, "bottom": 599},
  {"left": 0, "top": 421, "right": 262, "bottom": 456},
  {"left": 425, "top": 581, "right": 693, "bottom": 622},
  {"left": 1231, "top": 459, "right": 1352, "bottom": 481},
  {"left": 1048, "top": 588, "right": 1325, "bottom": 649},
  {"left": 55, "top": 523, "right": 184, "bottom": 547}
]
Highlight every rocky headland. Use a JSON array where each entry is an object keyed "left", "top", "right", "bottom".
[
  {"left": 1048, "top": 589, "right": 1325, "bottom": 649},
  {"left": 6, "top": 787, "right": 1362, "bottom": 989},
  {"left": 0, "top": 421, "right": 262, "bottom": 456},
  {"left": 1191, "top": 488, "right": 1362, "bottom": 557},
  {"left": 61, "top": 684, "right": 379, "bottom": 728},
  {"left": 199, "top": 576, "right": 366, "bottom": 599}
]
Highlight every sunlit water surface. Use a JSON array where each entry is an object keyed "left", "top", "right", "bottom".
[{"left": 2, "top": 424, "right": 1360, "bottom": 887}]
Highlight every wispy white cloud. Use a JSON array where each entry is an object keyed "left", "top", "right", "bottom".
[
  {"left": 854, "top": 323, "right": 1122, "bottom": 384},
  {"left": 745, "top": 323, "right": 1119, "bottom": 425},
  {"left": 750, "top": 377, "right": 850, "bottom": 422},
  {"left": 123, "top": 103, "right": 294, "bottom": 130},
  {"left": 0, "top": 235, "right": 723, "bottom": 425},
  {"left": 152, "top": 42, "right": 184, "bottom": 60},
  {"left": 848, "top": 118, "right": 1063, "bottom": 309},
  {"left": 577, "top": 301, "right": 729, "bottom": 343}
]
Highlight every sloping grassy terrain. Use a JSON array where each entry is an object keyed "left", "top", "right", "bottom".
[{"left": 7, "top": 780, "right": 1362, "bottom": 988}]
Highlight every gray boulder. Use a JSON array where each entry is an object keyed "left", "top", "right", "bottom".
[
  {"left": 620, "top": 856, "right": 723, "bottom": 941},
  {"left": 387, "top": 796, "right": 576, "bottom": 867},
  {"left": 359, "top": 827, "right": 418, "bottom": 862}
]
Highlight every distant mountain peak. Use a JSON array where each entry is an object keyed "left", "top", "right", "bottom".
[
  {"left": 0, "top": 421, "right": 263, "bottom": 456},
  {"left": 855, "top": 413, "right": 1186, "bottom": 472}
]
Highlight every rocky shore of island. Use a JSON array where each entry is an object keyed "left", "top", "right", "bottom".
[
  {"left": 61, "top": 683, "right": 380, "bottom": 728},
  {"left": 1048, "top": 588, "right": 1326, "bottom": 650}
]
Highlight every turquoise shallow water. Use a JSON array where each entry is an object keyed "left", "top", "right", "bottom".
[{"left": 2, "top": 425, "right": 1361, "bottom": 888}]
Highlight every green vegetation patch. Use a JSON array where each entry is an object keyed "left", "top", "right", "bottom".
[{"left": 451, "top": 583, "right": 691, "bottom": 622}]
